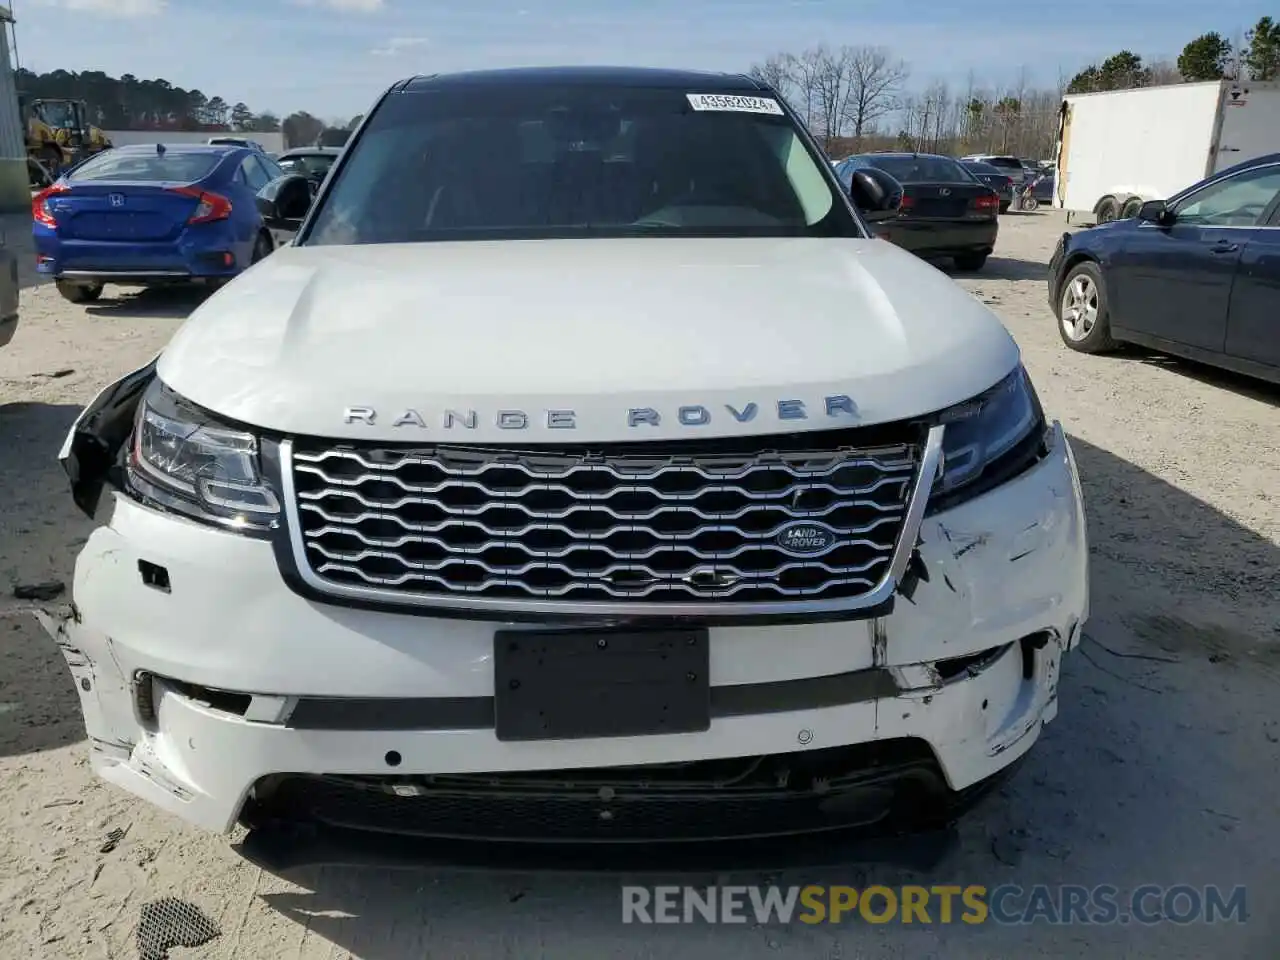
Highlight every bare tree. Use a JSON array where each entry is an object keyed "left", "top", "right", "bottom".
[
  {"left": 748, "top": 54, "right": 798, "bottom": 104},
  {"left": 813, "top": 46, "right": 856, "bottom": 148},
  {"left": 755, "top": 45, "right": 1069, "bottom": 160},
  {"left": 844, "top": 46, "right": 909, "bottom": 143},
  {"left": 759, "top": 47, "right": 826, "bottom": 134}
]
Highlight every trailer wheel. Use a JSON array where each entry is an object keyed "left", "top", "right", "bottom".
[
  {"left": 1094, "top": 196, "right": 1119, "bottom": 224},
  {"left": 1120, "top": 197, "right": 1144, "bottom": 219}
]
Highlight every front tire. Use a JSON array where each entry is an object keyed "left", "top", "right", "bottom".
[
  {"left": 55, "top": 280, "right": 103, "bottom": 304},
  {"left": 1056, "top": 261, "right": 1116, "bottom": 353},
  {"left": 954, "top": 252, "right": 988, "bottom": 271}
]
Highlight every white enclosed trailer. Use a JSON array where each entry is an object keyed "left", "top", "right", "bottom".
[{"left": 1053, "top": 80, "right": 1280, "bottom": 221}]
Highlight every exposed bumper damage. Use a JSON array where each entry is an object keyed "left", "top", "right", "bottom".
[{"left": 36, "top": 412, "right": 1086, "bottom": 837}]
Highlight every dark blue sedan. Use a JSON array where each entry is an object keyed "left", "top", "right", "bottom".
[
  {"left": 1048, "top": 152, "right": 1280, "bottom": 385},
  {"left": 33, "top": 143, "right": 293, "bottom": 303}
]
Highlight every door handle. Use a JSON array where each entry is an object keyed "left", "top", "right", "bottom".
[{"left": 1209, "top": 239, "right": 1239, "bottom": 253}]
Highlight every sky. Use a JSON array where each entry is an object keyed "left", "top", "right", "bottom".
[{"left": 8, "top": 0, "right": 1277, "bottom": 122}]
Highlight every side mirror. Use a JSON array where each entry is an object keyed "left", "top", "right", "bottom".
[
  {"left": 848, "top": 167, "right": 903, "bottom": 223},
  {"left": 1137, "top": 200, "right": 1170, "bottom": 225},
  {"left": 256, "top": 174, "right": 313, "bottom": 222}
]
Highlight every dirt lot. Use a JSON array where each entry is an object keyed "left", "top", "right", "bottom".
[{"left": 1, "top": 210, "right": 1277, "bottom": 958}]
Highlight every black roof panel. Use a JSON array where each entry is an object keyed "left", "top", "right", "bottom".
[
  {"left": 402, "top": 66, "right": 763, "bottom": 92},
  {"left": 852, "top": 152, "right": 955, "bottom": 161}
]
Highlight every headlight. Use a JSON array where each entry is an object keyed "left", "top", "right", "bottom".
[
  {"left": 127, "top": 380, "right": 280, "bottom": 533},
  {"left": 928, "top": 365, "right": 1045, "bottom": 511}
]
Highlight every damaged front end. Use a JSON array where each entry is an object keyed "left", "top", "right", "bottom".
[
  {"left": 34, "top": 354, "right": 1089, "bottom": 840},
  {"left": 37, "top": 359, "right": 171, "bottom": 791},
  {"left": 58, "top": 357, "right": 159, "bottom": 518}
]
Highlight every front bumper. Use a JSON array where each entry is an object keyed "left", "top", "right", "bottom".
[
  {"left": 41, "top": 423, "right": 1087, "bottom": 839},
  {"left": 1046, "top": 233, "right": 1070, "bottom": 308}
]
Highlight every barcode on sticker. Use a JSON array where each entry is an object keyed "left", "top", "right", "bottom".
[{"left": 686, "top": 93, "right": 784, "bottom": 115}]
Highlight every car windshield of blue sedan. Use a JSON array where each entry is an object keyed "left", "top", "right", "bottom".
[
  {"left": 304, "top": 84, "right": 853, "bottom": 244},
  {"left": 858, "top": 156, "right": 972, "bottom": 183},
  {"left": 67, "top": 151, "right": 221, "bottom": 183}
]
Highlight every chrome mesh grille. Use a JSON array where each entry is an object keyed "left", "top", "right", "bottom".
[{"left": 288, "top": 434, "right": 920, "bottom": 607}]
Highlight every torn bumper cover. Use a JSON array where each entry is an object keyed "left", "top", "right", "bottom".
[{"left": 38, "top": 412, "right": 1087, "bottom": 838}]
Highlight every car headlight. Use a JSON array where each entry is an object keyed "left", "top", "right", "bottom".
[
  {"left": 927, "top": 365, "right": 1046, "bottom": 512},
  {"left": 127, "top": 380, "right": 280, "bottom": 534}
]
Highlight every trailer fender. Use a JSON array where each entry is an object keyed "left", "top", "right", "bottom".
[
  {"left": 1093, "top": 195, "right": 1120, "bottom": 224},
  {"left": 1118, "top": 196, "right": 1146, "bottom": 219}
]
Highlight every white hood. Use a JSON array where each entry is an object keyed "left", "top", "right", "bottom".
[{"left": 158, "top": 237, "right": 1020, "bottom": 443}]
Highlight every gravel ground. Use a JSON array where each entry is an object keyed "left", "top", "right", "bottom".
[{"left": 0, "top": 210, "right": 1277, "bottom": 959}]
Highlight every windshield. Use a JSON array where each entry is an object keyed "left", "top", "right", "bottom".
[
  {"left": 67, "top": 151, "right": 221, "bottom": 183},
  {"left": 963, "top": 161, "right": 1002, "bottom": 177},
  {"left": 859, "top": 155, "right": 973, "bottom": 184},
  {"left": 304, "top": 85, "right": 855, "bottom": 245},
  {"left": 37, "top": 102, "right": 77, "bottom": 129},
  {"left": 280, "top": 153, "right": 338, "bottom": 178}
]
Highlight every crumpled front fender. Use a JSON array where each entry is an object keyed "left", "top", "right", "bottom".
[{"left": 59, "top": 357, "right": 158, "bottom": 517}]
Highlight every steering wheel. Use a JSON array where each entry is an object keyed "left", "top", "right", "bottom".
[
  {"left": 633, "top": 190, "right": 748, "bottom": 228},
  {"left": 653, "top": 188, "right": 743, "bottom": 209}
]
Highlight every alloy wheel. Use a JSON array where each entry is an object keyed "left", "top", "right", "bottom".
[{"left": 1060, "top": 274, "right": 1098, "bottom": 341}]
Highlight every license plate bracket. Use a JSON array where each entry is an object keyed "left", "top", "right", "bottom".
[{"left": 493, "top": 628, "right": 710, "bottom": 742}]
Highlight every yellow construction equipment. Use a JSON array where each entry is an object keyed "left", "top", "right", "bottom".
[{"left": 19, "top": 96, "right": 113, "bottom": 177}]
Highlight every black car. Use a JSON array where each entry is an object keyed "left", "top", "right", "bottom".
[
  {"left": 275, "top": 146, "right": 343, "bottom": 186},
  {"left": 834, "top": 153, "right": 1000, "bottom": 270},
  {"left": 1048, "top": 152, "right": 1280, "bottom": 384},
  {"left": 960, "top": 159, "right": 1014, "bottom": 213}
]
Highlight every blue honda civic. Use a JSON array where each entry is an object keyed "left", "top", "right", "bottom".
[{"left": 32, "top": 142, "right": 300, "bottom": 303}]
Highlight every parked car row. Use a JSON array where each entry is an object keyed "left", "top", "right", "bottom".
[
  {"left": 961, "top": 154, "right": 1054, "bottom": 205},
  {"left": 959, "top": 159, "right": 1015, "bottom": 213}
]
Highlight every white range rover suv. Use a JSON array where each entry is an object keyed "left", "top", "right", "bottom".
[{"left": 46, "top": 67, "right": 1088, "bottom": 861}]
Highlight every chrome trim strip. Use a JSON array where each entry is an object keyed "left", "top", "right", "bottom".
[
  {"left": 1135, "top": 222, "right": 1280, "bottom": 231},
  {"left": 58, "top": 270, "right": 191, "bottom": 278},
  {"left": 278, "top": 424, "right": 946, "bottom": 618},
  {"left": 888, "top": 423, "right": 944, "bottom": 581}
]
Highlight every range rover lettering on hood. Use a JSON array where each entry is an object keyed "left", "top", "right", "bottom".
[{"left": 343, "top": 395, "right": 859, "bottom": 430}]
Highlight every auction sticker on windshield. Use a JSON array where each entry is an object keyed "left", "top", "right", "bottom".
[{"left": 686, "top": 94, "right": 784, "bottom": 115}]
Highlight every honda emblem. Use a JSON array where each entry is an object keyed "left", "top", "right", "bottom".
[{"left": 108, "top": 194, "right": 125, "bottom": 207}]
